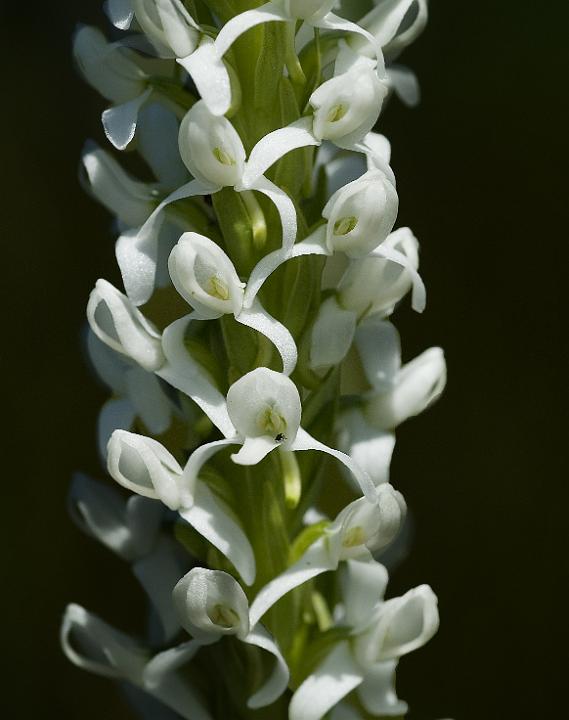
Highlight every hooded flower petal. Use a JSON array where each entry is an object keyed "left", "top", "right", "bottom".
[{"left": 87, "top": 279, "right": 165, "bottom": 371}]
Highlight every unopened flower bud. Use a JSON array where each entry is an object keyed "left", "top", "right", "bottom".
[
  {"left": 366, "top": 347, "right": 447, "bottom": 430},
  {"left": 323, "top": 170, "right": 398, "bottom": 257},
  {"left": 173, "top": 568, "right": 250, "bottom": 639},
  {"left": 73, "top": 25, "right": 147, "bottom": 104},
  {"left": 87, "top": 279, "right": 164, "bottom": 371},
  {"left": 132, "top": 0, "right": 200, "bottom": 58},
  {"left": 338, "top": 227, "right": 419, "bottom": 318},
  {"left": 178, "top": 101, "right": 246, "bottom": 188},
  {"left": 168, "top": 232, "right": 245, "bottom": 319}
]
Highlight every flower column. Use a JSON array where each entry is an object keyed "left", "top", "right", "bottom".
[{"left": 63, "top": 2, "right": 450, "bottom": 719}]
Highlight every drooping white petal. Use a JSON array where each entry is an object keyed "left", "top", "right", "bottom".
[
  {"left": 156, "top": 315, "right": 236, "bottom": 438},
  {"left": 336, "top": 408, "right": 395, "bottom": 488},
  {"left": 68, "top": 473, "right": 163, "bottom": 561},
  {"left": 356, "top": 319, "right": 401, "bottom": 392},
  {"left": 236, "top": 299, "right": 298, "bottom": 376},
  {"left": 244, "top": 624, "right": 290, "bottom": 708},
  {"left": 226, "top": 368, "right": 302, "bottom": 450},
  {"left": 107, "top": 430, "right": 183, "bottom": 510},
  {"left": 231, "top": 435, "right": 280, "bottom": 465},
  {"left": 98, "top": 398, "right": 137, "bottom": 459},
  {"left": 102, "top": 87, "right": 153, "bottom": 150},
  {"left": 179, "top": 102, "right": 246, "bottom": 188},
  {"left": 181, "top": 439, "right": 241, "bottom": 499},
  {"left": 61, "top": 604, "right": 147, "bottom": 682},
  {"left": 133, "top": 536, "right": 185, "bottom": 643},
  {"left": 105, "top": 0, "right": 134, "bottom": 30},
  {"left": 173, "top": 568, "right": 250, "bottom": 640},
  {"left": 341, "top": 559, "right": 389, "bottom": 632},
  {"left": 365, "top": 347, "right": 447, "bottom": 430},
  {"left": 143, "top": 640, "right": 214, "bottom": 720},
  {"left": 244, "top": 175, "right": 298, "bottom": 253},
  {"left": 168, "top": 233, "right": 245, "bottom": 319},
  {"left": 115, "top": 229, "right": 160, "bottom": 307},
  {"left": 137, "top": 103, "right": 189, "bottom": 188},
  {"left": 309, "top": 296, "right": 357, "bottom": 370},
  {"left": 291, "top": 427, "right": 377, "bottom": 502},
  {"left": 81, "top": 142, "right": 157, "bottom": 227},
  {"left": 388, "top": 64, "right": 420, "bottom": 107},
  {"left": 242, "top": 118, "right": 318, "bottom": 188},
  {"left": 178, "top": 37, "right": 231, "bottom": 117},
  {"left": 214, "top": 3, "right": 290, "bottom": 59},
  {"left": 249, "top": 536, "right": 335, "bottom": 628},
  {"left": 289, "top": 641, "right": 364, "bottom": 720},
  {"left": 357, "top": 660, "right": 408, "bottom": 717},
  {"left": 179, "top": 481, "right": 256, "bottom": 586},
  {"left": 87, "top": 279, "right": 165, "bottom": 371}
]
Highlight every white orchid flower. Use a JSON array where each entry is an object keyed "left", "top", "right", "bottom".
[
  {"left": 61, "top": 604, "right": 213, "bottom": 720},
  {"left": 289, "top": 561, "right": 439, "bottom": 720},
  {"left": 169, "top": 232, "right": 297, "bottom": 375},
  {"left": 213, "top": 0, "right": 380, "bottom": 68},
  {"left": 338, "top": 226, "right": 421, "bottom": 318},
  {"left": 151, "top": 568, "right": 290, "bottom": 709},
  {"left": 131, "top": 101, "right": 299, "bottom": 301},
  {"left": 68, "top": 474, "right": 182, "bottom": 643},
  {"left": 181, "top": 367, "right": 377, "bottom": 502},
  {"left": 87, "top": 330, "right": 173, "bottom": 458},
  {"left": 358, "top": 320, "right": 447, "bottom": 430},
  {"left": 248, "top": 489, "right": 405, "bottom": 627},
  {"left": 107, "top": 429, "right": 256, "bottom": 585}
]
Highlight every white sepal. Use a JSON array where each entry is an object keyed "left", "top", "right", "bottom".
[
  {"left": 115, "top": 228, "right": 161, "bottom": 308},
  {"left": 177, "top": 37, "right": 232, "bottom": 117},
  {"left": 356, "top": 660, "right": 409, "bottom": 717},
  {"left": 322, "top": 169, "right": 398, "bottom": 257},
  {"left": 289, "top": 641, "right": 364, "bottom": 720},
  {"left": 87, "top": 279, "right": 164, "bottom": 371},
  {"left": 341, "top": 559, "right": 389, "bottom": 632},
  {"left": 81, "top": 142, "right": 157, "bottom": 227},
  {"left": 336, "top": 408, "right": 396, "bottom": 487},
  {"left": 73, "top": 26, "right": 146, "bottom": 104},
  {"left": 388, "top": 64, "right": 421, "bottom": 107},
  {"left": 168, "top": 233, "right": 245, "bottom": 319},
  {"left": 105, "top": 0, "right": 134, "bottom": 30},
  {"left": 309, "top": 296, "right": 357, "bottom": 371},
  {"left": 237, "top": 299, "right": 298, "bottom": 376},
  {"left": 132, "top": 0, "right": 200, "bottom": 58},
  {"left": 365, "top": 347, "right": 447, "bottom": 430},
  {"left": 338, "top": 227, "right": 420, "bottom": 318},
  {"left": 137, "top": 103, "right": 189, "bottom": 188},
  {"left": 214, "top": 3, "right": 290, "bottom": 59},
  {"left": 356, "top": 319, "right": 401, "bottom": 392},
  {"left": 102, "top": 87, "right": 153, "bottom": 150},
  {"left": 244, "top": 624, "right": 290, "bottom": 709},
  {"left": 279, "top": 0, "right": 336, "bottom": 20},
  {"left": 179, "top": 101, "right": 245, "bottom": 188},
  {"left": 61, "top": 604, "right": 147, "bottom": 682},
  {"left": 358, "top": 0, "right": 428, "bottom": 57}
]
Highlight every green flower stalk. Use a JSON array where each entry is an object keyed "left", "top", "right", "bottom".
[{"left": 63, "top": 2, "right": 450, "bottom": 719}]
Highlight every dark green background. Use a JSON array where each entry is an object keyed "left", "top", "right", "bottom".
[{"left": 1, "top": 1, "right": 566, "bottom": 718}]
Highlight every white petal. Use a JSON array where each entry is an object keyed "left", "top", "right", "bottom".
[
  {"left": 313, "top": 13, "right": 382, "bottom": 67},
  {"left": 329, "top": 704, "right": 363, "bottom": 720},
  {"left": 341, "top": 559, "right": 388, "bottom": 631},
  {"left": 242, "top": 118, "right": 318, "bottom": 188},
  {"left": 98, "top": 398, "right": 136, "bottom": 459},
  {"left": 231, "top": 435, "right": 279, "bottom": 465},
  {"left": 125, "top": 366, "right": 172, "bottom": 435},
  {"left": 105, "top": 0, "right": 134, "bottom": 30},
  {"left": 245, "top": 175, "right": 298, "bottom": 253},
  {"left": 322, "top": 151, "right": 368, "bottom": 198},
  {"left": 87, "top": 329, "right": 129, "bottom": 394},
  {"left": 309, "top": 296, "right": 357, "bottom": 370},
  {"left": 178, "top": 37, "right": 231, "bottom": 117},
  {"left": 236, "top": 299, "right": 298, "bottom": 376},
  {"left": 103, "top": 88, "right": 153, "bottom": 150},
  {"left": 388, "top": 64, "right": 420, "bottom": 107},
  {"left": 143, "top": 640, "right": 214, "bottom": 720},
  {"left": 357, "top": 0, "right": 417, "bottom": 49},
  {"left": 336, "top": 409, "right": 395, "bottom": 488},
  {"left": 291, "top": 427, "right": 377, "bottom": 502},
  {"left": 181, "top": 438, "right": 241, "bottom": 503},
  {"left": 244, "top": 624, "right": 290, "bottom": 708},
  {"left": 243, "top": 225, "right": 329, "bottom": 308},
  {"left": 61, "top": 604, "right": 147, "bottom": 682},
  {"left": 371, "top": 241, "right": 426, "bottom": 312},
  {"left": 289, "top": 641, "right": 364, "bottom": 720},
  {"left": 249, "top": 536, "right": 335, "bottom": 628},
  {"left": 157, "top": 315, "right": 236, "bottom": 438},
  {"left": 357, "top": 661, "right": 408, "bottom": 717},
  {"left": 137, "top": 103, "right": 189, "bottom": 187},
  {"left": 383, "top": 0, "right": 428, "bottom": 56},
  {"left": 214, "top": 3, "right": 289, "bottom": 59},
  {"left": 363, "top": 131, "right": 392, "bottom": 164},
  {"left": 116, "top": 228, "right": 159, "bottom": 307},
  {"left": 355, "top": 319, "right": 401, "bottom": 391},
  {"left": 179, "top": 481, "right": 256, "bottom": 586},
  {"left": 133, "top": 536, "right": 184, "bottom": 643}
]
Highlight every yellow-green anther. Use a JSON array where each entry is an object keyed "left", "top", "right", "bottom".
[
  {"left": 326, "top": 103, "right": 347, "bottom": 123},
  {"left": 213, "top": 146, "right": 236, "bottom": 166},
  {"left": 333, "top": 215, "right": 358, "bottom": 236}
]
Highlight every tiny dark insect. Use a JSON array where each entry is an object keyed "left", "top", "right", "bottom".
[{"left": 275, "top": 433, "right": 286, "bottom": 442}]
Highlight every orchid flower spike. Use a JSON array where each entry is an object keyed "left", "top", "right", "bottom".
[
  {"left": 289, "top": 562, "right": 439, "bottom": 720},
  {"left": 182, "top": 367, "right": 377, "bottom": 502},
  {"left": 168, "top": 233, "right": 297, "bottom": 374},
  {"left": 248, "top": 488, "right": 405, "bottom": 627},
  {"left": 106, "top": 429, "right": 256, "bottom": 585},
  {"left": 145, "top": 568, "right": 290, "bottom": 710}
]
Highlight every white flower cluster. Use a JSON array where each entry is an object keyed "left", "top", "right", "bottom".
[{"left": 63, "top": 1, "right": 450, "bottom": 719}]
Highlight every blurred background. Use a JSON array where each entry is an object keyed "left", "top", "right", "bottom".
[{"left": 1, "top": 1, "right": 566, "bottom": 718}]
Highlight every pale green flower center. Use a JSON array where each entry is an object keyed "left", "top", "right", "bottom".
[
  {"left": 326, "top": 104, "right": 348, "bottom": 123},
  {"left": 209, "top": 604, "right": 240, "bottom": 629},
  {"left": 333, "top": 215, "right": 358, "bottom": 235},
  {"left": 342, "top": 526, "right": 365, "bottom": 548},
  {"left": 257, "top": 406, "right": 287, "bottom": 436},
  {"left": 213, "top": 146, "right": 236, "bottom": 166}
]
